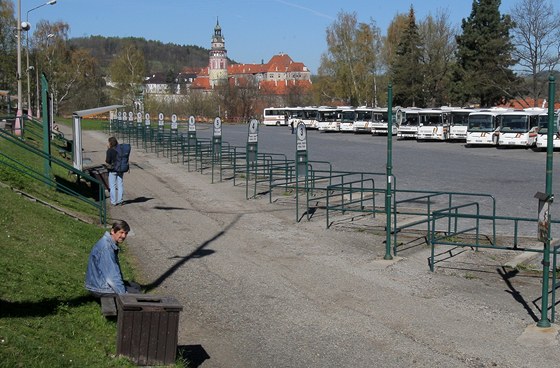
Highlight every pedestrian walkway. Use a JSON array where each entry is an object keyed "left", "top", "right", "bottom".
[{"left": 78, "top": 128, "right": 560, "bottom": 368}]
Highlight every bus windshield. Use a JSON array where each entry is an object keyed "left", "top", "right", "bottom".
[
  {"left": 538, "top": 114, "right": 559, "bottom": 133},
  {"left": 500, "top": 115, "right": 529, "bottom": 132},
  {"left": 468, "top": 115, "right": 495, "bottom": 132},
  {"left": 450, "top": 112, "right": 470, "bottom": 126},
  {"left": 341, "top": 110, "right": 356, "bottom": 123},
  {"left": 318, "top": 110, "right": 338, "bottom": 122},
  {"left": 402, "top": 113, "right": 419, "bottom": 126},
  {"left": 356, "top": 110, "right": 372, "bottom": 121},
  {"left": 419, "top": 113, "right": 443, "bottom": 126}
]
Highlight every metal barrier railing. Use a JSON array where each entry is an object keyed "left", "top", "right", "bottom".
[
  {"left": 0, "top": 127, "right": 106, "bottom": 224},
  {"left": 428, "top": 205, "right": 560, "bottom": 270}
]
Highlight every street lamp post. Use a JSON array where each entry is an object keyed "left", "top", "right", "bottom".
[
  {"left": 15, "top": 0, "right": 26, "bottom": 136},
  {"left": 26, "top": 0, "right": 57, "bottom": 119}
]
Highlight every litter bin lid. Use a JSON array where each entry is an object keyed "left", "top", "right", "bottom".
[{"left": 117, "top": 294, "right": 183, "bottom": 312}]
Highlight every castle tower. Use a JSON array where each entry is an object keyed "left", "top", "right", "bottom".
[{"left": 208, "top": 18, "right": 228, "bottom": 88}]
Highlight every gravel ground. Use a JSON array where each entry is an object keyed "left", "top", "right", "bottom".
[{"left": 81, "top": 129, "right": 560, "bottom": 368}]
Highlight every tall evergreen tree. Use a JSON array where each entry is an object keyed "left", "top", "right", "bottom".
[
  {"left": 454, "top": 0, "right": 518, "bottom": 107},
  {"left": 390, "top": 6, "right": 424, "bottom": 107}
]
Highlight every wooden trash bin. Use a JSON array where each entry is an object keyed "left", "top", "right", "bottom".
[{"left": 116, "top": 294, "right": 183, "bottom": 366}]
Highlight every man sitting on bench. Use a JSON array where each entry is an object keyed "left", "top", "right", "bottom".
[{"left": 85, "top": 220, "right": 141, "bottom": 297}]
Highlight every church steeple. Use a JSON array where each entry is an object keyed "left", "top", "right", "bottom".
[{"left": 209, "top": 18, "right": 228, "bottom": 88}]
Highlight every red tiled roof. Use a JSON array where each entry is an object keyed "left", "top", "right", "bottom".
[
  {"left": 228, "top": 63, "right": 267, "bottom": 75},
  {"left": 190, "top": 53, "right": 311, "bottom": 94},
  {"left": 498, "top": 97, "right": 560, "bottom": 110},
  {"left": 190, "top": 77, "right": 211, "bottom": 89}
]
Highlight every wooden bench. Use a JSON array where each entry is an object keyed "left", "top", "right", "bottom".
[{"left": 100, "top": 296, "right": 117, "bottom": 317}]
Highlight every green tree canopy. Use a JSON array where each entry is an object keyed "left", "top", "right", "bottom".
[
  {"left": 454, "top": 0, "right": 518, "bottom": 107},
  {"left": 390, "top": 6, "right": 424, "bottom": 107},
  {"left": 0, "top": 1, "right": 16, "bottom": 96}
]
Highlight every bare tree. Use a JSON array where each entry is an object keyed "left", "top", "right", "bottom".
[
  {"left": 419, "top": 9, "right": 457, "bottom": 106},
  {"left": 319, "top": 11, "right": 383, "bottom": 106},
  {"left": 510, "top": 0, "right": 560, "bottom": 105},
  {"left": 109, "top": 44, "right": 146, "bottom": 106}
]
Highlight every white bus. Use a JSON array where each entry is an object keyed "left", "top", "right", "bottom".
[
  {"left": 416, "top": 108, "right": 450, "bottom": 141},
  {"left": 317, "top": 107, "right": 339, "bottom": 132},
  {"left": 352, "top": 107, "right": 374, "bottom": 133},
  {"left": 301, "top": 107, "right": 319, "bottom": 129},
  {"left": 497, "top": 108, "right": 543, "bottom": 147},
  {"left": 285, "top": 107, "right": 320, "bottom": 129},
  {"left": 535, "top": 109, "right": 560, "bottom": 150},
  {"left": 447, "top": 108, "right": 475, "bottom": 141},
  {"left": 369, "top": 108, "right": 398, "bottom": 135},
  {"left": 263, "top": 107, "right": 288, "bottom": 126},
  {"left": 286, "top": 107, "right": 304, "bottom": 127},
  {"left": 339, "top": 108, "right": 356, "bottom": 132},
  {"left": 396, "top": 107, "right": 421, "bottom": 139},
  {"left": 466, "top": 108, "right": 508, "bottom": 146}
]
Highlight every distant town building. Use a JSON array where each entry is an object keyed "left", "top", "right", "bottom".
[
  {"left": 142, "top": 19, "right": 313, "bottom": 97},
  {"left": 190, "top": 20, "right": 312, "bottom": 95},
  {"left": 208, "top": 19, "right": 228, "bottom": 88}
]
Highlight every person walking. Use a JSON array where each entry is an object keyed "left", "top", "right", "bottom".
[
  {"left": 106, "top": 136, "right": 126, "bottom": 206},
  {"left": 85, "top": 220, "right": 140, "bottom": 297}
]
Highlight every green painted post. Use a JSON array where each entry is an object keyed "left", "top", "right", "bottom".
[
  {"left": 537, "top": 75, "right": 555, "bottom": 328},
  {"left": 385, "top": 83, "right": 394, "bottom": 260},
  {"left": 40, "top": 73, "right": 51, "bottom": 179},
  {"left": 246, "top": 119, "right": 259, "bottom": 199}
]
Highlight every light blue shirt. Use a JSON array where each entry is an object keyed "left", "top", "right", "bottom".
[{"left": 84, "top": 231, "right": 126, "bottom": 294}]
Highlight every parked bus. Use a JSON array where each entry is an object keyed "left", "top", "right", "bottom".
[
  {"left": 369, "top": 108, "right": 398, "bottom": 135},
  {"left": 286, "top": 107, "right": 304, "bottom": 127},
  {"left": 263, "top": 107, "right": 288, "bottom": 126},
  {"left": 339, "top": 107, "right": 356, "bottom": 132},
  {"left": 497, "top": 108, "right": 543, "bottom": 147},
  {"left": 396, "top": 107, "right": 421, "bottom": 139},
  {"left": 352, "top": 107, "right": 375, "bottom": 133},
  {"left": 317, "top": 107, "right": 340, "bottom": 132},
  {"left": 535, "top": 109, "right": 560, "bottom": 150},
  {"left": 466, "top": 108, "right": 509, "bottom": 146},
  {"left": 447, "top": 108, "right": 475, "bottom": 141},
  {"left": 416, "top": 108, "right": 450, "bottom": 141},
  {"left": 301, "top": 107, "right": 319, "bottom": 129}
]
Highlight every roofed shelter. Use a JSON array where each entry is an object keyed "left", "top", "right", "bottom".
[{"left": 72, "top": 105, "right": 123, "bottom": 170}]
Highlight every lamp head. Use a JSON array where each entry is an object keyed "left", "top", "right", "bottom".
[
  {"left": 47, "top": 0, "right": 57, "bottom": 4},
  {"left": 21, "top": 22, "right": 31, "bottom": 31}
]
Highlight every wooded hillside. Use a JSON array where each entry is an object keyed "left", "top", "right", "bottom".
[{"left": 68, "top": 36, "right": 234, "bottom": 74}]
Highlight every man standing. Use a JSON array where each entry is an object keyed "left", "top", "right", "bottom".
[{"left": 85, "top": 220, "right": 140, "bottom": 297}]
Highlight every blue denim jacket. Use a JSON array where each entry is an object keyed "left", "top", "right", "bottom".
[{"left": 84, "top": 232, "right": 126, "bottom": 294}]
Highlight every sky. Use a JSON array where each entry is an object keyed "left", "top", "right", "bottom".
[{"left": 23, "top": 0, "right": 520, "bottom": 74}]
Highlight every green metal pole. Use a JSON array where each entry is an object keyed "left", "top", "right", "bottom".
[
  {"left": 41, "top": 73, "right": 51, "bottom": 179},
  {"left": 385, "top": 83, "right": 394, "bottom": 260},
  {"left": 537, "top": 75, "right": 555, "bottom": 328}
]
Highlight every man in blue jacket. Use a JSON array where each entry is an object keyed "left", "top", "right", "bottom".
[{"left": 85, "top": 220, "right": 140, "bottom": 297}]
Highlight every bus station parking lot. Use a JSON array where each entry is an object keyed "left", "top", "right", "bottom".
[{"left": 83, "top": 123, "right": 560, "bottom": 367}]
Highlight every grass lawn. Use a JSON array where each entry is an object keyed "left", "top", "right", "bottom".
[
  {"left": 0, "top": 121, "right": 187, "bottom": 367},
  {"left": 0, "top": 186, "right": 184, "bottom": 367}
]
